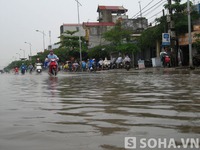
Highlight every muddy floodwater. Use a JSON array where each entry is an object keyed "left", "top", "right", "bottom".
[{"left": 0, "top": 69, "right": 200, "bottom": 150}]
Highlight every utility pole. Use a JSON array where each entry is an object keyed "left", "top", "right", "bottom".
[
  {"left": 163, "top": 9, "right": 167, "bottom": 33},
  {"left": 75, "top": 0, "right": 82, "bottom": 71},
  {"left": 49, "top": 31, "right": 51, "bottom": 46},
  {"left": 188, "top": 0, "right": 193, "bottom": 67},
  {"left": 138, "top": 1, "right": 143, "bottom": 30},
  {"left": 167, "top": 0, "right": 177, "bottom": 66},
  {"left": 138, "top": 1, "right": 142, "bottom": 18}
]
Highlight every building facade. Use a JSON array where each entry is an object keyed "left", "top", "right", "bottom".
[{"left": 60, "top": 23, "right": 85, "bottom": 37}]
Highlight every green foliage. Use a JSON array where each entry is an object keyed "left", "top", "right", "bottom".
[
  {"left": 103, "top": 21, "right": 132, "bottom": 45},
  {"left": 4, "top": 60, "right": 31, "bottom": 71},
  {"left": 87, "top": 45, "right": 111, "bottom": 59},
  {"left": 102, "top": 20, "right": 139, "bottom": 55},
  {"left": 116, "top": 43, "right": 139, "bottom": 54},
  {"left": 138, "top": 23, "right": 164, "bottom": 49},
  {"left": 138, "top": 0, "right": 200, "bottom": 50},
  {"left": 163, "top": 0, "right": 200, "bottom": 35},
  {"left": 57, "top": 30, "right": 87, "bottom": 50},
  {"left": 55, "top": 30, "right": 88, "bottom": 61}
]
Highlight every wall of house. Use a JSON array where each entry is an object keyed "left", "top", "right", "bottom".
[
  {"left": 100, "top": 10, "right": 113, "bottom": 22},
  {"left": 87, "top": 26, "right": 112, "bottom": 48},
  {"left": 122, "top": 18, "right": 148, "bottom": 32},
  {"left": 60, "top": 25, "right": 85, "bottom": 37},
  {"left": 112, "top": 15, "right": 128, "bottom": 23}
]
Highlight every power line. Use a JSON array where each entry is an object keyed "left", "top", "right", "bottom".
[
  {"left": 131, "top": 0, "right": 167, "bottom": 19},
  {"left": 139, "top": 0, "right": 166, "bottom": 18},
  {"left": 143, "top": 1, "right": 166, "bottom": 17},
  {"left": 131, "top": 0, "right": 156, "bottom": 18},
  {"left": 147, "top": 10, "right": 163, "bottom": 20}
]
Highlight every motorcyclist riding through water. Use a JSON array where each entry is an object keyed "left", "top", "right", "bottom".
[
  {"left": 47, "top": 49, "right": 59, "bottom": 75},
  {"left": 28, "top": 63, "right": 34, "bottom": 73},
  {"left": 35, "top": 58, "right": 43, "bottom": 73},
  {"left": 20, "top": 63, "right": 27, "bottom": 75}
]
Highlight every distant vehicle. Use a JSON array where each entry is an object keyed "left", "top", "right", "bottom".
[
  {"left": 0, "top": 70, "right": 4, "bottom": 74},
  {"left": 35, "top": 63, "right": 42, "bottom": 73}
]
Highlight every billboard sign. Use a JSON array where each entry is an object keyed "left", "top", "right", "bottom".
[{"left": 162, "top": 33, "right": 170, "bottom": 46}]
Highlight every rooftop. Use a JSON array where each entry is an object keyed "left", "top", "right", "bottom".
[
  {"left": 97, "top": 5, "right": 128, "bottom": 14},
  {"left": 62, "top": 23, "right": 82, "bottom": 26},
  {"left": 83, "top": 22, "right": 115, "bottom": 27}
]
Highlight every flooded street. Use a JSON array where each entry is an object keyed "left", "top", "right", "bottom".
[{"left": 0, "top": 69, "right": 200, "bottom": 150}]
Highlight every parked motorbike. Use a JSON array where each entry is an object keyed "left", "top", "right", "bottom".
[
  {"left": 49, "top": 59, "right": 58, "bottom": 76},
  {"left": 164, "top": 55, "right": 170, "bottom": 67},
  {"left": 89, "top": 63, "right": 96, "bottom": 72},
  {"left": 36, "top": 63, "right": 43, "bottom": 73},
  {"left": 124, "top": 61, "right": 131, "bottom": 71},
  {"left": 97, "top": 59, "right": 104, "bottom": 70},
  {"left": 118, "top": 62, "right": 123, "bottom": 69},
  {"left": 103, "top": 59, "right": 110, "bottom": 70},
  {"left": 110, "top": 58, "right": 117, "bottom": 69}
]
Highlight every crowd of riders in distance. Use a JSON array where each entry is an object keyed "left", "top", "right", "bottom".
[
  {"left": 62, "top": 54, "right": 132, "bottom": 72},
  {"left": 13, "top": 58, "right": 43, "bottom": 75},
  {"left": 13, "top": 49, "right": 58, "bottom": 75},
  {"left": 13, "top": 50, "right": 132, "bottom": 74}
]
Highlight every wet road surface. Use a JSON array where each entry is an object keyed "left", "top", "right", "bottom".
[{"left": 0, "top": 68, "right": 200, "bottom": 150}]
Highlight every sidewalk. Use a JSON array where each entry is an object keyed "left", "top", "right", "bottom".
[{"left": 133, "top": 65, "right": 200, "bottom": 73}]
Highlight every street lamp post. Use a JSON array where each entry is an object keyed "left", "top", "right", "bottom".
[
  {"left": 20, "top": 49, "right": 25, "bottom": 59},
  {"left": 187, "top": 0, "right": 193, "bottom": 67},
  {"left": 16, "top": 53, "right": 21, "bottom": 60},
  {"left": 75, "top": 0, "right": 82, "bottom": 71},
  {"left": 36, "top": 30, "right": 46, "bottom": 51},
  {"left": 24, "top": 42, "right": 32, "bottom": 60}
]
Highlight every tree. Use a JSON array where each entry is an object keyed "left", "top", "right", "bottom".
[
  {"left": 87, "top": 45, "right": 111, "bottom": 60},
  {"left": 56, "top": 30, "right": 88, "bottom": 61},
  {"left": 103, "top": 20, "right": 139, "bottom": 54},
  {"left": 164, "top": 0, "right": 199, "bottom": 35},
  {"left": 138, "top": 0, "right": 200, "bottom": 51}
]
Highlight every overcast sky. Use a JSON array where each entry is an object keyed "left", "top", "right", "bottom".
[{"left": 0, "top": 0, "right": 188, "bottom": 68}]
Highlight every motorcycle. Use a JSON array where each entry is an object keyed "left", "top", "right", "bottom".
[
  {"left": 110, "top": 58, "right": 117, "bottom": 69},
  {"left": 89, "top": 63, "right": 96, "bottom": 72},
  {"left": 49, "top": 59, "right": 58, "bottom": 76},
  {"left": 124, "top": 61, "right": 131, "bottom": 71},
  {"left": 21, "top": 66, "right": 26, "bottom": 75},
  {"left": 103, "top": 59, "right": 110, "bottom": 70},
  {"left": 14, "top": 67, "right": 19, "bottom": 75},
  {"left": 116, "top": 61, "right": 123, "bottom": 69},
  {"left": 36, "top": 63, "right": 42, "bottom": 73},
  {"left": 164, "top": 55, "right": 171, "bottom": 67}
]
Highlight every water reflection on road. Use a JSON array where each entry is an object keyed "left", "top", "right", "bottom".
[{"left": 0, "top": 69, "right": 200, "bottom": 150}]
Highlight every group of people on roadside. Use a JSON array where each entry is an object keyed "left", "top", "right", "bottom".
[{"left": 61, "top": 54, "right": 131, "bottom": 72}]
